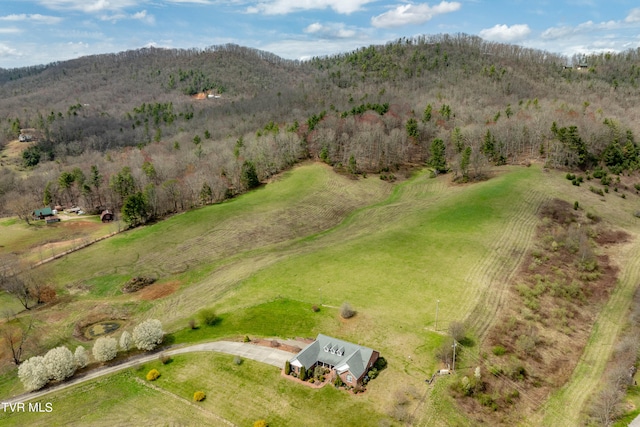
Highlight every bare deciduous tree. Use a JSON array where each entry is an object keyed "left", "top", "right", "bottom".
[{"left": 1, "top": 317, "right": 34, "bottom": 365}]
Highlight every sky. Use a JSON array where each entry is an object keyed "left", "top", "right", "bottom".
[{"left": 1, "top": 0, "right": 640, "bottom": 69}]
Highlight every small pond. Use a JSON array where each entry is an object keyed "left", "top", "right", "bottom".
[{"left": 83, "top": 320, "right": 124, "bottom": 339}]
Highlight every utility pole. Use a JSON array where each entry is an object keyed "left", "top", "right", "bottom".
[
  {"left": 435, "top": 299, "right": 440, "bottom": 331},
  {"left": 452, "top": 340, "right": 458, "bottom": 371}
]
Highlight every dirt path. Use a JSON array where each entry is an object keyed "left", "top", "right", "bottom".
[
  {"left": 2, "top": 341, "right": 295, "bottom": 405},
  {"left": 539, "top": 236, "right": 640, "bottom": 426}
]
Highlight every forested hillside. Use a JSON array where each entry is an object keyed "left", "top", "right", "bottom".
[{"left": 1, "top": 33, "right": 639, "bottom": 224}]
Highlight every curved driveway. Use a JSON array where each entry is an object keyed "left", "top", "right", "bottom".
[{"left": 2, "top": 341, "right": 293, "bottom": 405}]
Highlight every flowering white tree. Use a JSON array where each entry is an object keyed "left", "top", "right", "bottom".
[
  {"left": 74, "top": 345, "right": 89, "bottom": 368},
  {"left": 119, "top": 330, "right": 132, "bottom": 351},
  {"left": 133, "top": 319, "right": 164, "bottom": 351},
  {"left": 18, "top": 356, "right": 49, "bottom": 391},
  {"left": 92, "top": 337, "right": 118, "bottom": 362},
  {"left": 43, "top": 346, "right": 76, "bottom": 382}
]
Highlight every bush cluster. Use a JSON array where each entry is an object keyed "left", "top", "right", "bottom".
[
  {"left": 340, "top": 302, "right": 356, "bottom": 319},
  {"left": 198, "top": 308, "right": 219, "bottom": 326},
  {"left": 193, "top": 391, "right": 206, "bottom": 402},
  {"left": 146, "top": 369, "right": 160, "bottom": 381}
]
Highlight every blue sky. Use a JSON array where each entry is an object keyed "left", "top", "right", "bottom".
[{"left": 1, "top": 0, "right": 640, "bottom": 68}]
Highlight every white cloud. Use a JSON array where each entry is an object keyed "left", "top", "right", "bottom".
[
  {"left": 37, "top": 0, "right": 139, "bottom": 13},
  {"left": 479, "top": 24, "right": 531, "bottom": 42},
  {"left": 0, "top": 14, "right": 63, "bottom": 25},
  {"left": 625, "top": 8, "right": 640, "bottom": 23},
  {"left": 165, "top": 0, "right": 213, "bottom": 3},
  {"left": 0, "top": 43, "right": 20, "bottom": 58},
  {"left": 542, "top": 20, "right": 626, "bottom": 40},
  {"left": 132, "top": 10, "right": 155, "bottom": 24},
  {"left": 97, "top": 9, "right": 155, "bottom": 24},
  {"left": 246, "top": 0, "right": 374, "bottom": 15},
  {"left": 304, "top": 22, "right": 357, "bottom": 39},
  {"left": 0, "top": 27, "right": 22, "bottom": 34},
  {"left": 371, "top": 1, "right": 461, "bottom": 29}
]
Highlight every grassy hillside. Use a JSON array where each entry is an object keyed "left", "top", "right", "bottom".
[
  {"left": 2, "top": 155, "right": 640, "bottom": 426},
  {"left": 1, "top": 162, "right": 589, "bottom": 426}
]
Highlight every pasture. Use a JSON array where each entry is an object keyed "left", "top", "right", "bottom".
[{"left": 2, "top": 162, "right": 640, "bottom": 425}]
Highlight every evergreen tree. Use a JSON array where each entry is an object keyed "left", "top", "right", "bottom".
[
  {"left": 423, "top": 104, "right": 432, "bottom": 122},
  {"left": 406, "top": 118, "right": 419, "bottom": 139},
  {"left": 121, "top": 192, "right": 150, "bottom": 227},
  {"left": 241, "top": 161, "right": 260, "bottom": 189},
  {"left": 429, "top": 138, "right": 447, "bottom": 173}
]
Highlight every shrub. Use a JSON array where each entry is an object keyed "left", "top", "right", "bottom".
[
  {"left": 93, "top": 337, "right": 118, "bottom": 362},
  {"left": 515, "top": 334, "right": 537, "bottom": 356},
  {"left": 589, "top": 186, "right": 604, "bottom": 196},
  {"left": 253, "top": 420, "right": 268, "bottom": 427},
  {"left": 586, "top": 211, "right": 601, "bottom": 222},
  {"left": 334, "top": 375, "right": 343, "bottom": 387},
  {"left": 119, "top": 330, "right": 132, "bottom": 352},
  {"left": 313, "top": 366, "right": 327, "bottom": 380},
  {"left": 507, "top": 364, "right": 527, "bottom": 381},
  {"left": 367, "top": 368, "right": 379, "bottom": 380},
  {"left": 193, "top": 391, "right": 206, "bottom": 402},
  {"left": 43, "top": 346, "right": 76, "bottom": 382},
  {"left": 18, "top": 356, "right": 49, "bottom": 391},
  {"left": 146, "top": 369, "right": 160, "bottom": 381},
  {"left": 74, "top": 346, "right": 89, "bottom": 368},
  {"left": 38, "top": 285, "right": 57, "bottom": 303},
  {"left": 133, "top": 319, "right": 164, "bottom": 351},
  {"left": 198, "top": 308, "right": 219, "bottom": 326},
  {"left": 188, "top": 319, "right": 196, "bottom": 329},
  {"left": 340, "top": 302, "right": 356, "bottom": 319},
  {"left": 243, "top": 335, "right": 251, "bottom": 342},
  {"left": 233, "top": 356, "right": 243, "bottom": 365},
  {"left": 573, "top": 201, "right": 579, "bottom": 210},
  {"left": 492, "top": 345, "right": 507, "bottom": 356},
  {"left": 312, "top": 304, "right": 320, "bottom": 312},
  {"left": 299, "top": 365, "right": 307, "bottom": 381},
  {"left": 284, "top": 360, "right": 291, "bottom": 375},
  {"left": 448, "top": 321, "right": 466, "bottom": 342},
  {"left": 159, "top": 353, "right": 171, "bottom": 364},
  {"left": 374, "top": 357, "right": 387, "bottom": 370},
  {"left": 478, "top": 393, "right": 498, "bottom": 411}
]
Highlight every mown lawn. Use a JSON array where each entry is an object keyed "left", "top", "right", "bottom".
[
  {"left": 0, "top": 370, "right": 223, "bottom": 426},
  {"left": 132, "top": 353, "right": 391, "bottom": 426},
  {"left": 169, "top": 298, "right": 337, "bottom": 345}
]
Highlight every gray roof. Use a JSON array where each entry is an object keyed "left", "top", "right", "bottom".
[{"left": 290, "top": 334, "right": 375, "bottom": 380}]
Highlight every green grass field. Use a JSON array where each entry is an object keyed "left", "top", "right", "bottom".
[
  {"left": 0, "top": 215, "right": 116, "bottom": 265},
  {"left": 2, "top": 162, "right": 640, "bottom": 425},
  {"left": 0, "top": 353, "right": 391, "bottom": 427}
]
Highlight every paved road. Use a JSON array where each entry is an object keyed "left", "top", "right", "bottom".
[{"left": 2, "top": 341, "right": 294, "bottom": 405}]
